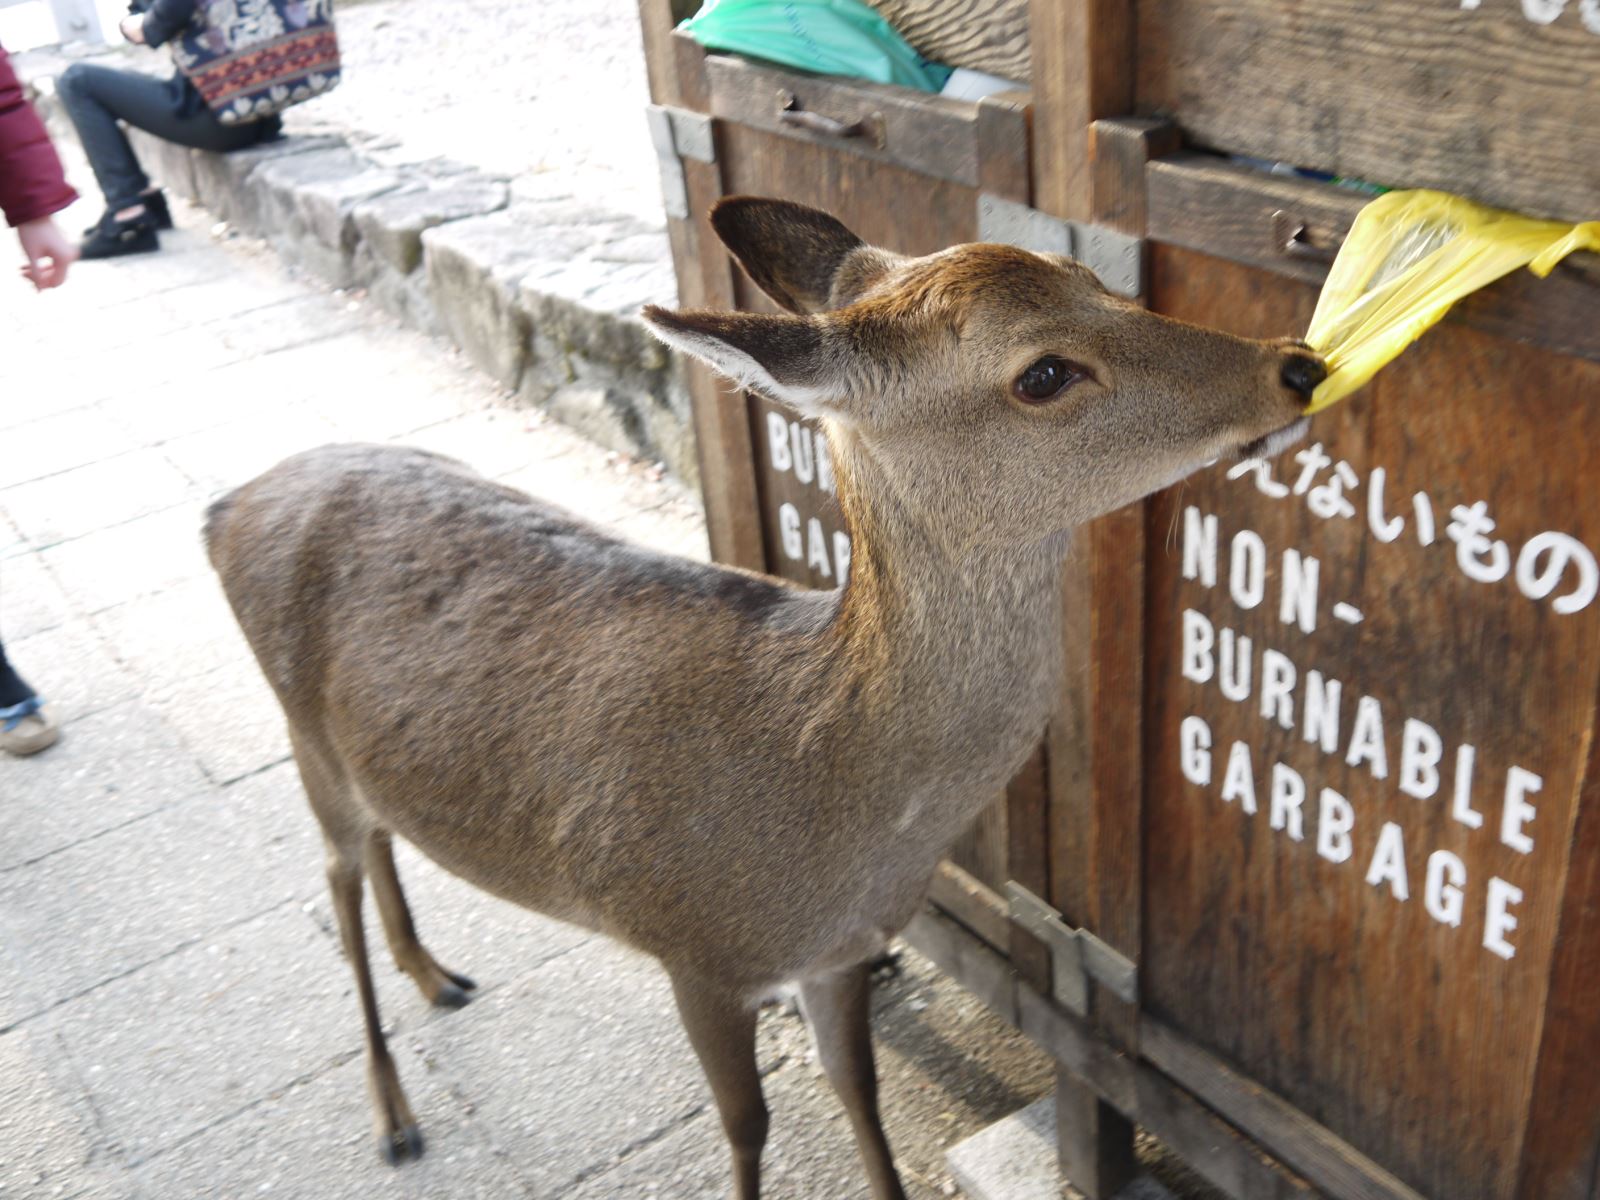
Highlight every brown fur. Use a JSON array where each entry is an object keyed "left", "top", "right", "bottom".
[{"left": 206, "top": 198, "right": 1322, "bottom": 1198}]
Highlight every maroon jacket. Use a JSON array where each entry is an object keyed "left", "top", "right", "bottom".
[{"left": 0, "top": 44, "right": 77, "bottom": 228}]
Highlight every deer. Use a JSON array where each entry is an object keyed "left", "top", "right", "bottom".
[{"left": 204, "top": 196, "right": 1324, "bottom": 1199}]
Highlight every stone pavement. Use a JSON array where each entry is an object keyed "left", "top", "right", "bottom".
[{"left": 0, "top": 187, "right": 1054, "bottom": 1196}]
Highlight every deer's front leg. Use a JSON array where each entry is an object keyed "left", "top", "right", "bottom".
[
  {"left": 325, "top": 846, "right": 422, "bottom": 1164},
  {"left": 670, "top": 973, "right": 768, "bottom": 1199},
  {"left": 799, "top": 962, "right": 907, "bottom": 1200}
]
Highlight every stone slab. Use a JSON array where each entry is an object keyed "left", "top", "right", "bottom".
[
  {"left": 948, "top": 1094, "right": 1061, "bottom": 1200},
  {"left": 40, "top": 505, "right": 216, "bottom": 614},
  {"left": 35, "top": 903, "right": 357, "bottom": 1164},
  {"left": 0, "top": 700, "right": 209, "bottom": 871},
  {"left": 353, "top": 176, "right": 510, "bottom": 276},
  {"left": 145, "top": 656, "right": 291, "bottom": 785},
  {"left": 5, "top": 617, "right": 138, "bottom": 727}
]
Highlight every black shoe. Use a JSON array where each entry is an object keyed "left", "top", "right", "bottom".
[
  {"left": 79, "top": 210, "right": 159, "bottom": 260},
  {"left": 81, "top": 190, "right": 171, "bottom": 237},
  {"left": 142, "top": 188, "right": 174, "bottom": 230}
]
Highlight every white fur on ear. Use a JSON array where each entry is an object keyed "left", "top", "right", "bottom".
[{"left": 641, "top": 307, "right": 835, "bottom": 418}]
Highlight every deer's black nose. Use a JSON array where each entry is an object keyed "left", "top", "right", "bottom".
[{"left": 1281, "top": 352, "right": 1327, "bottom": 402}]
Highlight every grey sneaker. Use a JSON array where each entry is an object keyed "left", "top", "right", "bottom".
[{"left": 0, "top": 697, "right": 60, "bottom": 756}]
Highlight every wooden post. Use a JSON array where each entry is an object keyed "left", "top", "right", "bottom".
[
  {"left": 1027, "top": 0, "right": 1136, "bottom": 223},
  {"left": 1045, "top": 116, "right": 1177, "bottom": 1200},
  {"left": 1057, "top": 1069, "right": 1139, "bottom": 1200}
]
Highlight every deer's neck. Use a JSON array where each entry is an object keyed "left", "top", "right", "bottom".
[{"left": 816, "top": 429, "right": 1067, "bottom": 852}]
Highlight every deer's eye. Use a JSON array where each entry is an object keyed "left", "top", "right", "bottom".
[{"left": 1013, "top": 356, "right": 1084, "bottom": 403}]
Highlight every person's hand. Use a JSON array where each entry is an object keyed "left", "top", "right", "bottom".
[
  {"left": 118, "top": 13, "right": 146, "bottom": 43},
  {"left": 16, "top": 216, "right": 77, "bottom": 290}
]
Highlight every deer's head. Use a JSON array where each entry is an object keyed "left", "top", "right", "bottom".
[{"left": 645, "top": 198, "right": 1321, "bottom": 550}]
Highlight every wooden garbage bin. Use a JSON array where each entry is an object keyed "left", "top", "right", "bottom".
[{"left": 638, "top": 3, "right": 1600, "bottom": 1197}]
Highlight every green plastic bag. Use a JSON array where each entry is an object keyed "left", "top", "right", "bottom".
[{"left": 680, "top": 0, "right": 953, "bottom": 93}]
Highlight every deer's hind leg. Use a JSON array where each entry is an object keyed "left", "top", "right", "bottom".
[
  {"left": 291, "top": 728, "right": 423, "bottom": 1164},
  {"left": 365, "top": 829, "right": 477, "bottom": 1008}
]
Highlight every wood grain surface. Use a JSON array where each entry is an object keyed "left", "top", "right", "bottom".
[
  {"left": 1134, "top": 0, "right": 1600, "bottom": 223},
  {"left": 1139, "top": 244, "right": 1600, "bottom": 1199},
  {"left": 866, "top": 0, "right": 1032, "bottom": 81}
]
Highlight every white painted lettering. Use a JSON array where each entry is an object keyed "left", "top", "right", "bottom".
[
  {"left": 1303, "top": 670, "right": 1342, "bottom": 755},
  {"left": 833, "top": 532, "right": 851, "bottom": 586},
  {"left": 1452, "top": 744, "right": 1484, "bottom": 829},
  {"left": 1259, "top": 649, "right": 1296, "bottom": 730},
  {"left": 1219, "top": 628, "right": 1252, "bottom": 703},
  {"left": 779, "top": 502, "right": 802, "bottom": 560},
  {"left": 1221, "top": 741, "right": 1257, "bottom": 814},
  {"left": 1317, "top": 788, "right": 1354, "bottom": 864},
  {"left": 1180, "top": 715, "right": 1212, "bottom": 786},
  {"left": 1398, "top": 718, "right": 1443, "bottom": 800},
  {"left": 1424, "top": 850, "right": 1466, "bottom": 928},
  {"left": 806, "top": 517, "right": 831, "bottom": 576},
  {"left": 767, "top": 412, "right": 793, "bottom": 472},
  {"left": 790, "top": 423, "right": 815, "bottom": 484},
  {"left": 1230, "top": 530, "right": 1267, "bottom": 609},
  {"left": 1365, "top": 821, "right": 1410, "bottom": 900},
  {"left": 1501, "top": 766, "right": 1541, "bottom": 855},
  {"left": 1483, "top": 877, "right": 1523, "bottom": 960},
  {"left": 1181, "top": 609, "right": 1215, "bottom": 684},
  {"left": 1183, "top": 506, "right": 1218, "bottom": 588},
  {"left": 1345, "top": 695, "right": 1389, "bottom": 780},
  {"left": 1280, "top": 549, "right": 1319, "bottom": 633},
  {"left": 1269, "top": 763, "right": 1306, "bottom": 841}
]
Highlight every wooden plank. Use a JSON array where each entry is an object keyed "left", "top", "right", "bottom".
[
  {"left": 924, "top": 898, "right": 1321, "bottom": 1200},
  {"left": 1134, "top": 0, "right": 1600, "bottom": 225},
  {"left": 1142, "top": 1019, "right": 1427, "bottom": 1200},
  {"left": 1016, "top": 985, "right": 1138, "bottom": 1114},
  {"left": 1057, "top": 1069, "right": 1138, "bottom": 1200},
  {"left": 927, "top": 860, "right": 1012, "bottom": 952},
  {"left": 1139, "top": 245, "right": 1600, "bottom": 1200},
  {"left": 705, "top": 54, "right": 990, "bottom": 189},
  {"left": 975, "top": 89, "right": 1034, "bottom": 204},
  {"left": 1007, "top": 743, "right": 1053, "bottom": 991},
  {"left": 865, "top": 0, "right": 1031, "bottom": 81},
  {"left": 1514, "top": 677, "right": 1600, "bottom": 1200},
  {"left": 1089, "top": 116, "right": 1180, "bottom": 238},
  {"left": 1049, "top": 539, "right": 1096, "bottom": 929},
  {"left": 679, "top": 150, "right": 766, "bottom": 573},
  {"left": 1085, "top": 502, "right": 1145, "bottom": 1050},
  {"left": 903, "top": 908, "right": 1018, "bottom": 1026},
  {"left": 1028, "top": 0, "right": 1135, "bottom": 222},
  {"left": 636, "top": 0, "right": 690, "bottom": 108},
  {"left": 1145, "top": 155, "right": 1600, "bottom": 363},
  {"left": 1133, "top": 1068, "right": 1319, "bottom": 1200}
]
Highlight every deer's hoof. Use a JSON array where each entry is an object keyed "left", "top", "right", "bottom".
[
  {"left": 443, "top": 968, "right": 478, "bottom": 992},
  {"left": 434, "top": 981, "right": 474, "bottom": 1009},
  {"left": 378, "top": 1123, "right": 425, "bottom": 1165}
]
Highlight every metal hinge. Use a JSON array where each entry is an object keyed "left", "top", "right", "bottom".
[
  {"left": 977, "top": 194, "right": 1144, "bottom": 299},
  {"left": 646, "top": 105, "right": 716, "bottom": 220},
  {"left": 1006, "top": 882, "right": 1138, "bottom": 1017}
]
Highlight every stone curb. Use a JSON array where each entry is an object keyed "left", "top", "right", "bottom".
[{"left": 24, "top": 54, "right": 697, "bottom": 488}]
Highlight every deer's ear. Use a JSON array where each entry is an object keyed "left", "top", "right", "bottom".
[
  {"left": 710, "top": 197, "right": 901, "bottom": 314},
  {"left": 641, "top": 306, "right": 846, "bottom": 416}
]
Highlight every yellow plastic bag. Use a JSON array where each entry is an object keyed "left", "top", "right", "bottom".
[{"left": 1303, "top": 190, "right": 1600, "bottom": 412}]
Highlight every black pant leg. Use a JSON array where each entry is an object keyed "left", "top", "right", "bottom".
[
  {"left": 0, "top": 634, "right": 34, "bottom": 708},
  {"left": 57, "top": 63, "right": 279, "bottom": 210}
]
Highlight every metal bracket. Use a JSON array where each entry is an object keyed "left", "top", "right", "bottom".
[
  {"left": 1006, "top": 882, "right": 1138, "bottom": 1017},
  {"left": 646, "top": 105, "right": 716, "bottom": 221},
  {"left": 977, "top": 194, "right": 1144, "bottom": 299}
]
